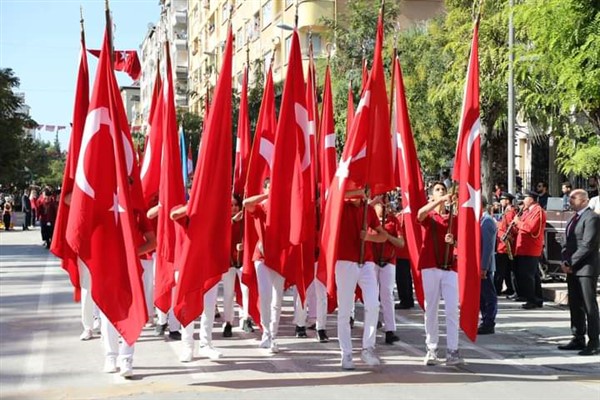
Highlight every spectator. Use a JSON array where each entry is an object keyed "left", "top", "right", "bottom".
[
  {"left": 536, "top": 181, "right": 549, "bottom": 210},
  {"left": 21, "top": 188, "right": 32, "bottom": 230},
  {"left": 561, "top": 181, "right": 572, "bottom": 211},
  {"left": 3, "top": 201, "right": 12, "bottom": 230},
  {"left": 515, "top": 170, "right": 523, "bottom": 194},
  {"left": 587, "top": 176, "right": 599, "bottom": 199}
]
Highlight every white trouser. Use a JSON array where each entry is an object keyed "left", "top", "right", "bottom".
[
  {"left": 182, "top": 284, "right": 219, "bottom": 348},
  {"left": 422, "top": 268, "right": 459, "bottom": 351},
  {"left": 100, "top": 311, "right": 134, "bottom": 361},
  {"left": 305, "top": 262, "right": 328, "bottom": 330},
  {"left": 78, "top": 258, "right": 95, "bottom": 331},
  {"left": 254, "top": 260, "right": 285, "bottom": 340},
  {"left": 293, "top": 286, "right": 307, "bottom": 327},
  {"left": 376, "top": 262, "right": 396, "bottom": 332},
  {"left": 335, "top": 261, "right": 379, "bottom": 356},
  {"left": 156, "top": 268, "right": 181, "bottom": 331},
  {"left": 222, "top": 267, "right": 249, "bottom": 323},
  {"left": 141, "top": 258, "right": 154, "bottom": 319}
]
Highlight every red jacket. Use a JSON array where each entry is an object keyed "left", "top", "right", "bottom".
[{"left": 515, "top": 203, "right": 546, "bottom": 257}]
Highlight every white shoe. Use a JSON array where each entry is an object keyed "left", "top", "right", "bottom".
[
  {"left": 259, "top": 336, "right": 271, "bottom": 349},
  {"left": 424, "top": 349, "right": 441, "bottom": 366},
  {"left": 341, "top": 353, "right": 355, "bottom": 370},
  {"left": 360, "top": 347, "right": 381, "bottom": 366},
  {"left": 269, "top": 341, "right": 279, "bottom": 354},
  {"left": 103, "top": 356, "right": 118, "bottom": 373},
  {"left": 79, "top": 329, "right": 93, "bottom": 341},
  {"left": 180, "top": 346, "right": 194, "bottom": 363},
  {"left": 119, "top": 358, "right": 133, "bottom": 378},
  {"left": 199, "top": 345, "right": 222, "bottom": 360}
]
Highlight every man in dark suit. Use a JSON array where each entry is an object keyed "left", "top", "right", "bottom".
[{"left": 558, "top": 189, "right": 600, "bottom": 356}]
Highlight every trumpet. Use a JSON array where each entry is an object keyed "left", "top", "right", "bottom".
[{"left": 500, "top": 207, "right": 524, "bottom": 260}]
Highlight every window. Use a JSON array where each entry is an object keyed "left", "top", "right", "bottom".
[
  {"left": 245, "top": 19, "right": 253, "bottom": 44},
  {"left": 253, "top": 12, "right": 260, "bottom": 40},
  {"left": 285, "top": 35, "right": 292, "bottom": 59},
  {"left": 311, "top": 33, "right": 322, "bottom": 56},
  {"left": 262, "top": 0, "right": 272, "bottom": 29},
  {"left": 235, "top": 28, "right": 243, "bottom": 52}
]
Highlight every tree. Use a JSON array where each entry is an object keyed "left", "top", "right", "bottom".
[
  {"left": 514, "top": 0, "right": 600, "bottom": 178},
  {"left": 0, "top": 68, "right": 38, "bottom": 186}
]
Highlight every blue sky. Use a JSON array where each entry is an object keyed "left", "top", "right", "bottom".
[{"left": 0, "top": 0, "right": 161, "bottom": 150}]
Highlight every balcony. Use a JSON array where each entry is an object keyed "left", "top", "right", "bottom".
[{"left": 173, "top": 9, "right": 187, "bottom": 27}]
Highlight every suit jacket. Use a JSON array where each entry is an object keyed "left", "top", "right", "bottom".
[
  {"left": 561, "top": 207, "right": 600, "bottom": 277},
  {"left": 480, "top": 212, "right": 497, "bottom": 273}
]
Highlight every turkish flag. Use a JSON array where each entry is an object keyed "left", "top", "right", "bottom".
[
  {"left": 51, "top": 28, "right": 89, "bottom": 301},
  {"left": 264, "top": 29, "right": 310, "bottom": 283},
  {"left": 452, "top": 20, "right": 482, "bottom": 342},
  {"left": 318, "top": 64, "right": 337, "bottom": 216},
  {"left": 318, "top": 11, "right": 394, "bottom": 305},
  {"left": 233, "top": 66, "right": 250, "bottom": 197},
  {"left": 242, "top": 65, "right": 277, "bottom": 326},
  {"left": 392, "top": 55, "right": 427, "bottom": 309},
  {"left": 174, "top": 27, "right": 233, "bottom": 326},
  {"left": 88, "top": 49, "right": 141, "bottom": 81},
  {"left": 67, "top": 29, "right": 147, "bottom": 345},
  {"left": 154, "top": 42, "right": 186, "bottom": 313},
  {"left": 140, "top": 63, "right": 163, "bottom": 205}
]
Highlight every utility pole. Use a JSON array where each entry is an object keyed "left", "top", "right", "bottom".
[{"left": 507, "top": 0, "right": 515, "bottom": 194}]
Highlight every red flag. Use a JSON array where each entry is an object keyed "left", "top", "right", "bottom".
[
  {"left": 318, "top": 64, "right": 337, "bottom": 223},
  {"left": 51, "top": 26, "right": 90, "bottom": 301},
  {"left": 453, "top": 20, "right": 482, "bottom": 342},
  {"left": 346, "top": 81, "right": 354, "bottom": 141},
  {"left": 154, "top": 42, "right": 186, "bottom": 313},
  {"left": 233, "top": 65, "right": 250, "bottom": 197},
  {"left": 392, "top": 55, "right": 427, "bottom": 309},
  {"left": 264, "top": 29, "right": 309, "bottom": 279},
  {"left": 140, "top": 62, "right": 163, "bottom": 205},
  {"left": 318, "top": 10, "right": 393, "bottom": 304},
  {"left": 88, "top": 49, "right": 141, "bottom": 81},
  {"left": 242, "top": 65, "right": 277, "bottom": 325},
  {"left": 67, "top": 30, "right": 147, "bottom": 345},
  {"left": 361, "top": 58, "right": 369, "bottom": 92},
  {"left": 174, "top": 28, "right": 233, "bottom": 326}
]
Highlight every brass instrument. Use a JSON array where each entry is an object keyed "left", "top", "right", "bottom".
[{"left": 501, "top": 207, "right": 524, "bottom": 260}]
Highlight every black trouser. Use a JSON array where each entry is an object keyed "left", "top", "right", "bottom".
[
  {"left": 2, "top": 213, "right": 10, "bottom": 230},
  {"left": 567, "top": 274, "right": 600, "bottom": 345},
  {"left": 395, "top": 258, "right": 414, "bottom": 306},
  {"left": 23, "top": 211, "right": 31, "bottom": 228},
  {"left": 495, "top": 253, "right": 515, "bottom": 294},
  {"left": 515, "top": 255, "right": 543, "bottom": 305},
  {"left": 41, "top": 222, "right": 54, "bottom": 242}
]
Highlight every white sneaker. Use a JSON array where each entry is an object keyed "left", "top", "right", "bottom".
[
  {"left": 341, "top": 353, "right": 355, "bottom": 370},
  {"left": 119, "top": 358, "right": 133, "bottom": 378},
  {"left": 199, "top": 345, "right": 222, "bottom": 360},
  {"left": 103, "top": 356, "right": 118, "bottom": 373},
  {"left": 259, "top": 336, "right": 271, "bottom": 349},
  {"left": 360, "top": 347, "right": 381, "bottom": 366},
  {"left": 269, "top": 341, "right": 279, "bottom": 354},
  {"left": 446, "top": 349, "right": 465, "bottom": 366},
  {"left": 424, "top": 349, "right": 441, "bottom": 366},
  {"left": 79, "top": 329, "right": 93, "bottom": 341},
  {"left": 180, "top": 346, "right": 194, "bottom": 363}
]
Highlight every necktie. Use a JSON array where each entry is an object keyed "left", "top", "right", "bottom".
[{"left": 567, "top": 213, "right": 580, "bottom": 236}]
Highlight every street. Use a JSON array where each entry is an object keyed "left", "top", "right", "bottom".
[{"left": 1, "top": 227, "right": 598, "bottom": 400}]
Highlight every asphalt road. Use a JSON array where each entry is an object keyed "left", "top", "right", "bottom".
[{"left": 1, "top": 227, "right": 598, "bottom": 400}]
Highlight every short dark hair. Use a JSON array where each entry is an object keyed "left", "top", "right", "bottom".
[
  {"left": 562, "top": 181, "right": 572, "bottom": 190},
  {"left": 429, "top": 181, "right": 447, "bottom": 194}
]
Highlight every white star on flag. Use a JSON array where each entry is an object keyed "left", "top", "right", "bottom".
[
  {"left": 461, "top": 182, "right": 481, "bottom": 221},
  {"left": 109, "top": 192, "right": 126, "bottom": 225},
  {"left": 335, "top": 156, "right": 351, "bottom": 190}
]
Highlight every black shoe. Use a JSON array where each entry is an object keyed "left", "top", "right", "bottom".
[
  {"left": 558, "top": 339, "right": 586, "bottom": 351},
  {"left": 578, "top": 344, "right": 600, "bottom": 356},
  {"left": 477, "top": 325, "right": 495, "bottom": 335},
  {"left": 385, "top": 331, "right": 400, "bottom": 344},
  {"left": 223, "top": 322, "right": 233, "bottom": 338},
  {"left": 168, "top": 331, "right": 181, "bottom": 341},
  {"left": 521, "top": 302, "right": 542, "bottom": 310},
  {"left": 154, "top": 323, "right": 167, "bottom": 337},
  {"left": 501, "top": 290, "right": 515, "bottom": 296},
  {"left": 317, "top": 329, "right": 329, "bottom": 343},
  {"left": 307, "top": 323, "right": 317, "bottom": 331},
  {"left": 349, "top": 317, "right": 355, "bottom": 329},
  {"left": 395, "top": 302, "right": 414, "bottom": 310},
  {"left": 242, "top": 319, "right": 254, "bottom": 333},
  {"left": 511, "top": 296, "right": 527, "bottom": 302},
  {"left": 295, "top": 325, "right": 308, "bottom": 338}
]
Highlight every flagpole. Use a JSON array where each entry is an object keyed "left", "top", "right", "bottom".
[
  {"left": 105, "top": 0, "right": 113, "bottom": 66},
  {"left": 388, "top": 35, "right": 397, "bottom": 129}
]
